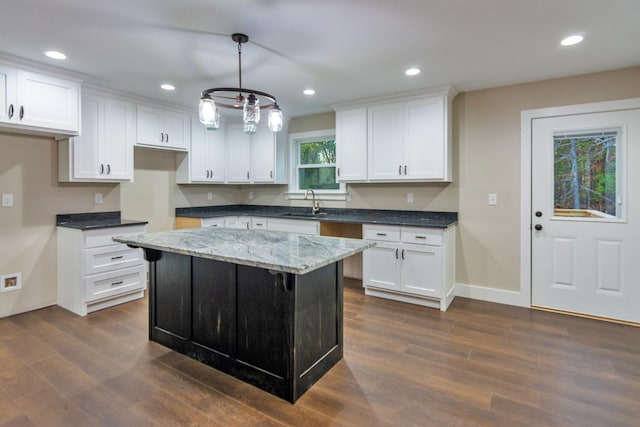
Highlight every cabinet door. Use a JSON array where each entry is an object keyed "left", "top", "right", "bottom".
[
  {"left": 401, "top": 243, "right": 442, "bottom": 298},
  {"left": 226, "top": 123, "right": 252, "bottom": 183},
  {"left": 16, "top": 70, "right": 80, "bottom": 132},
  {"left": 251, "top": 129, "right": 276, "bottom": 183},
  {"left": 189, "top": 122, "right": 210, "bottom": 182},
  {"left": 362, "top": 241, "right": 400, "bottom": 292},
  {"left": 136, "top": 105, "right": 164, "bottom": 146},
  {"left": 103, "top": 98, "right": 135, "bottom": 180},
  {"left": 336, "top": 108, "right": 368, "bottom": 181},
  {"left": 0, "top": 65, "right": 16, "bottom": 124},
  {"left": 206, "top": 124, "right": 226, "bottom": 182},
  {"left": 368, "top": 102, "right": 404, "bottom": 180},
  {"left": 163, "top": 111, "right": 189, "bottom": 150},
  {"left": 404, "top": 96, "right": 445, "bottom": 180},
  {"left": 72, "top": 93, "right": 102, "bottom": 179}
]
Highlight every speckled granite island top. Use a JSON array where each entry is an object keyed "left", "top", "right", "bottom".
[{"left": 113, "top": 227, "right": 374, "bottom": 275}]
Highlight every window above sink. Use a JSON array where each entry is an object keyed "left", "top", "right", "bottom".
[{"left": 285, "top": 129, "right": 350, "bottom": 201}]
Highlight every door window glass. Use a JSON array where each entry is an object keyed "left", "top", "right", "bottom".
[{"left": 553, "top": 129, "right": 620, "bottom": 219}]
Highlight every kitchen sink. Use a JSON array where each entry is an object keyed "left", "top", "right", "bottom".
[{"left": 280, "top": 212, "right": 328, "bottom": 218}]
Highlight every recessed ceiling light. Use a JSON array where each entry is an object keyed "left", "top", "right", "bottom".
[
  {"left": 560, "top": 34, "right": 584, "bottom": 46},
  {"left": 161, "top": 84, "right": 175, "bottom": 91},
  {"left": 405, "top": 68, "right": 421, "bottom": 76},
  {"left": 44, "top": 50, "right": 66, "bottom": 60},
  {"left": 303, "top": 89, "right": 316, "bottom": 96}
]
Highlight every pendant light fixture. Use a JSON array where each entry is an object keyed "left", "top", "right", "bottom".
[{"left": 199, "top": 33, "right": 284, "bottom": 133}]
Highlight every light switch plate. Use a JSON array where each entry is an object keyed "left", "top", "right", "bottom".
[
  {"left": 488, "top": 193, "right": 497, "bottom": 205},
  {"left": 407, "top": 193, "right": 414, "bottom": 203},
  {"left": 2, "top": 194, "right": 13, "bottom": 207},
  {"left": 94, "top": 193, "right": 103, "bottom": 204}
]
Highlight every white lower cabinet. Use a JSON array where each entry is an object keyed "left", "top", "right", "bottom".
[
  {"left": 362, "top": 224, "right": 455, "bottom": 311},
  {"left": 57, "top": 225, "right": 147, "bottom": 316}
]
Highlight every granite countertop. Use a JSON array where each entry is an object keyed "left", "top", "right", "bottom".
[
  {"left": 113, "top": 227, "right": 375, "bottom": 275},
  {"left": 176, "top": 205, "right": 457, "bottom": 228},
  {"left": 56, "top": 212, "right": 148, "bottom": 230}
]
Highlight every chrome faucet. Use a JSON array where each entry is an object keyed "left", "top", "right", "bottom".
[{"left": 304, "top": 189, "right": 320, "bottom": 214}]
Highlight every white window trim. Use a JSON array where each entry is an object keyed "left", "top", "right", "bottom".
[{"left": 286, "top": 129, "right": 349, "bottom": 201}]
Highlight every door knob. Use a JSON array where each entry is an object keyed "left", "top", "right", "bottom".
[
  {"left": 535, "top": 211, "right": 542, "bottom": 217},
  {"left": 534, "top": 224, "right": 543, "bottom": 231}
]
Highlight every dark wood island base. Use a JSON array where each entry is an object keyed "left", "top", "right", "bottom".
[{"left": 143, "top": 249, "right": 344, "bottom": 403}]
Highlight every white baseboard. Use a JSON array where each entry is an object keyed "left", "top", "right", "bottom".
[{"left": 455, "top": 283, "right": 528, "bottom": 308}]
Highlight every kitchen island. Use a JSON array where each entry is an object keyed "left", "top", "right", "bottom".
[{"left": 113, "top": 227, "right": 373, "bottom": 403}]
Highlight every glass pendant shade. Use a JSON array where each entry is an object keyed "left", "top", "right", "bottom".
[
  {"left": 243, "top": 93, "right": 260, "bottom": 125},
  {"left": 243, "top": 121, "right": 257, "bottom": 134},
  {"left": 199, "top": 97, "right": 220, "bottom": 129},
  {"left": 268, "top": 104, "right": 284, "bottom": 132}
]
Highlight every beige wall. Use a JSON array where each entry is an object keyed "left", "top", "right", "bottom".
[
  {"left": 2, "top": 66, "right": 639, "bottom": 318},
  {"left": 0, "top": 133, "right": 119, "bottom": 318},
  {"left": 456, "top": 66, "right": 640, "bottom": 291}
]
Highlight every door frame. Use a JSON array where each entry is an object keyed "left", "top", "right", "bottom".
[{"left": 519, "top": 97, "right": 640, "bottom": 308}]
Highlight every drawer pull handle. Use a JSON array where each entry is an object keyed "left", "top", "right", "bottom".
[
  {"left": 401, "top": 249, "right": 405, "bottom": 260},
  {"left": 255, "top": 223, "right": 263, "bottom": 226},
  {"left": 111, "top": 281, "right": 124, "bottom": 286},
  {"left": 415, "top": 236, "right": 427, "bottom": 239},
  {"left": 376, "top": 233, "right": 387, "bottom": 236},
  {"left": 395, "top": 248, "right": 399, "bottom": 259},
  {"left": 111, "top": 255, "right": 124, "bottom": 260}
]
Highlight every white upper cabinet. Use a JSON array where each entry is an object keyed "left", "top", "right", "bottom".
[
  {"left": 0, "top": 63, "right": 80, "bottom": 135},
  {"left": 58, "top": 91, "right": 135, "bottom": 182},
  {"left": 335, "top": 107, "right": 368, "bottom": 182},
  {"left": 368, "top": 102, "right": 404, "bottom": 180},
  {"left": 136, "top": 104, "right": 189, "bottom": 151},
  {"left": 251, "top": 127, "right": 278, "bottom": 183},
  {"left": 178, "top": 119, "right": 287, "bottom": 185},
  {"left": 178, "top": 120, "right": 226, "bottom": 183},
  {"left": 333, "top": 87, "right": 455, "bottom": 182},
  {"left": 226, "top": 122, "right": 286, "bottom": 184},
  {"left": 226, "top": 123, "right": 252, "bottom": 183}
]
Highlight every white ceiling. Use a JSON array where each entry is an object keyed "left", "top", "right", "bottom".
[{"left": 1, "top": 0, "right": 639, "bottom": 118}]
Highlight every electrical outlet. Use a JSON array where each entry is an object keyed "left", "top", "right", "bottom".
[
  {"left": 407, "top": 193, "right": 414, "bottom": 203},
  {"left": 2, "top": 194, "right": 13, "bottom": 207},
  {"left": 488, "top": 193, "right": 497, "bottom": 206},
  {"left": 94, "top": 193, "right": 103, "bottom": 204},
  {"left": 248, "top": 191, "right": 254, "bottom": 200},
  {"left": 207, "top": 192, "right": 213, "bottom": 201}
]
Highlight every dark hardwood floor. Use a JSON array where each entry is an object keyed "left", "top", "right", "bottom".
[{"left": 1, "top": 279, "right": 639, "bottom": 426}]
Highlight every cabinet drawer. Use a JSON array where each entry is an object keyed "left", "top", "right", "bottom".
[
  {"left": 85, "top": 265, "right": 146, "bottom": 302},
  {"left": 400, "top": 227, "right": 442, "bottom": 246},
  {"left": 251, "top": 217, "right": 268, "bottom": 230},
  {"left": 362, "top": 225, "right": 401, "bottom": 242},
  {"left": 83, "top": 225, "right": 146, "bottom": 248},
  {"left": 201, "top": 217, "right": 226, "bottom": 228},
  {"left": 84, "top": 244, "right": 144, "bottom": 275}
]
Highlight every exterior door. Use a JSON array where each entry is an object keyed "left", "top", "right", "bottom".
[{"left": 531, "top": 108, "right": 640, "bottom": 323}]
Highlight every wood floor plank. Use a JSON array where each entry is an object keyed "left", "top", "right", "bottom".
[{"left": 1, "top": 284, "right": 640, "bottom": 426}]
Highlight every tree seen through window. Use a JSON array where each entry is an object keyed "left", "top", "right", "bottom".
[
  {"left": 553, "top": 131, "right": 617, "bottom": 217},
  {"left": 298, "top": 139, "right": 338, "bottom": 190}
]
